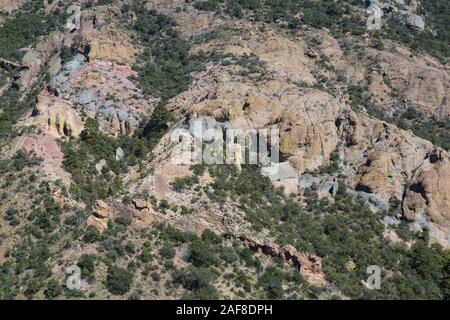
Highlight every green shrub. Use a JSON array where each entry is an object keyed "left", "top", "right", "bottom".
[
  {"left": 257, "top": 266, "right": 285, "bottom": 299},
  {"left": 44, "top": 279, "right": 62, "bottom": 300},
  {"left": 77, "top": 254, "right": 96, "bottom": 279},
  {"left": 106, "top": 266, "right": 134, "bottom": 295},
  {"left": 160, "top": 243, "right": 176, "bottom": 260},
  {"left": 173, "top": 266, "right": 215, "bottom": 291},
  {"left": 129, "top": 7, "right": 204, "bottom": 102},
  {"left": 187, "top": 239, "right": 217, "bottom": 267}
]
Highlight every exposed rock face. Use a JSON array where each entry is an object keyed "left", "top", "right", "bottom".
[
  {"left": 313, "top": 30, "right": 365, "bottom": 84},
  {"left": 171, "top": 60, "right": 434, "bottom": 201},
  {"left": 0, "top": 0, "right": 25, "bottom": 13},
  {"left": 1, "top": 1, "right": 449, "bottom": 301},
  {"left": 17, "top": 32, "right": 65, "bottom": 90},
  {"left": 159, "top": 23, "right": 450, "bottom": 246},
  {"left": 133, "top": 198, "right": 149, "bottom": 210},
  {"left": 338, "top": 112, "right": 435, "bottom": 204},
  {"left": 51, "top": 57, "right": 154, "bottom": 136},
  {"left": 403, "top": 150, "right": 450, "bottom": 248},
  {"left": 240, "top": 236, "right": 326, "bottom": 286},
  {"left": 375, "top": 51, "right": 450, "bottom": 118},
  {"left": 248, "top": 35, "right": 316, "bottom": 85},
  {"left": 406, "top": 13, "right": 425, "bottom": 30},
  {"left": 278, "top": 90, "right": 342, "bottom": 171},
  {"left": 403, "top": 150, "right": 450, "bottom": 247},
  {"left": 87, "top": 200, "right": 112, "bottom": 232},
  {"left": 353, "top": 150, "right": 403, "bottom": 200},
  {"left": 93, "top": 200, "right": 111, "bottom": 219},
  {"left": 85, "top": 29, "right": 136, "bottom": 65},
  {"left": 23, "top": 134, "right": 72, "bottom": 184},
  {"left": 30, "top": 93, "right": 84, "bottom": 138}
]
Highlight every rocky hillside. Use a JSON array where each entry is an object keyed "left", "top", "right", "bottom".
[{"left": 0, "top": 0, "right": 449, "bottom": 300}]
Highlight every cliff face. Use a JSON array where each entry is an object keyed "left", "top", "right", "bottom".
[{"left": 0, "top": 0, "right": 448, "bottom": 300}]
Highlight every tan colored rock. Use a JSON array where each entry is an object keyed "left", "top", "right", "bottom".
[
  {"left": 403, "top": 151, "right": 450, "bottom": 226},
  {"left": 376, "top": 51, "right": 450, "bottom": 118},
  {"left": 278, "top": 89, "right": 342, "bottom": 172},
  {"left": 0, "top": 0, "right": 25, "bottom": 13},
  {"left": 383, "top": 228, "right": 404, "bottom": 245},
  {"left": 87, "top": 215, "right": 108, "bottom": 233},
  {"left": 18, "top": 32, "right": 64, "bottom": 90},
  {"left": 133, "top": 198, "right": 149, "bottom": 210},
  {"left": 87, "top": 200, "right": 113, "bottom": 233},
  {"left": 189, "top": 99, "right": 244, "bottom": 123},
  {"left": 367, "top": 70, "right": 392, "bottom": 105},
  {"left": 86, "top": 31, "right": 136, "bottom": 65},
  {"left": 95, "top": 159, "right": 107, "bottom": 174},
  {"left": 81, "top": 71, "right": 105, "bottom": 86},
  {"left": 145, "top": 19, "right": 448, "bottom": 246},
  {"left": 248, "top": 35, "right": 316, "bottom": 85},
  {"left": 352, "top": 150, "right": 403, "bottom": 200},
  {"left": 314, "top": 31, "right": 365, "bottom": 83},
  {"left": 31, "top": 94, "right": 83, "bottom": 138},
  {"left": 240, "top": 236, "right": 326, "bottom": 286},
  {"left": 345, "top": 260, "right": 356, "bottom": 271},
  {"left": 242, "top": 95, "right": 283, "bottom": 129},
  {"left": 93, "top": 200, "right": 111, "bottom": 219}
]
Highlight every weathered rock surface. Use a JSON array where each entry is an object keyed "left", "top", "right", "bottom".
[
  {"left": 30, "top": 93, "right": 84, "bottom": 138},
  {"left": 51, "top": 57, "right": 154, "bottom": 136},
  {"left": 240, "top": 236, "right": 326, "bottom": 286},
  {"left": 87, "top": 200, "right": 113, "bottom": 232},
  {"left": 159, "top": 25, "right": 449, "bottom": 246},
  {"left": 133, "top": 198, "right": 149, "bottom": 210},
  {"left": 17, "top": 31, "right": 65, "bottom": 90},
  {"left": 403, "top": 150, "right": 450, "bottom": 247},
  {"left": 85, "top": 28, "right": 136, "bottom": 65},
  {"left": 374, "top": 51, "right": 450, "bottom": 117},
  {"left": 0, "top": 0, "right": 26, "bottom": 13}
]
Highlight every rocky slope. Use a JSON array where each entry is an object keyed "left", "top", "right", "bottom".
[{"left": 0, "top": 0, "right": 448, "bottom": 300}]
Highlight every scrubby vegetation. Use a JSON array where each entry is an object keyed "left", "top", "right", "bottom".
[
  {"left": 176, "top": 164, "right": 450, "bottom": 299},
  {"left": 128, "top": 4, "right": 204, "bottom": 102},
  {"left": 0, "top": 74, "right": 47, "bottom": 140},
  {"left": 193, "top": 0, "right": 449, "bottom": 61},
  {"left": 0, "top": 1, "right": 67, "bottom": 61},
  {"left": 386, "top": 0, "right": 450, "bottom": 62},
  {"left": 195, "top": 0, "right": 364, "bottom": 36},
  {"left": 347, "top": 82, "right": 450, "bottom": 151},
  {"left": 61, "top": 117, "right": 150, "bottom": 206},
  {"left": 0, "top": 1, "right": 68, "bottom": 140},
  {"left": 396, "top": 108, "right": 450, "bottom": 151},
  {"left": 1, "top": 0, "right": 449, "bottom": 302}
]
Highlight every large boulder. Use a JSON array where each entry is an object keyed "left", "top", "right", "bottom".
[
  {"left": 87, "top": 200, "right": 113, "bottom": 232},
  {"left": 403, "top": 150, "right": 450, "bottom": 226},
  {"left": 406, "top": 14, "right": 425, "bottom": 31}
]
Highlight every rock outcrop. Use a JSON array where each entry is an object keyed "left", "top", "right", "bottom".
[
  {"left": 17, "top": 31, "right": 65, "bottom": 90},
  {"left": 86, "top": 35, "right": 135, "bottom": 65},
  {"left": 375, "top": 51, "right": 450, "bottom": 118},
  {"left": 240, "top": 236, "right": 326, "bottom": 286},
  {"left": 87, "top": 200, "right": 112, "bottom": 232},
  {"left": 0, "top": 0, "right": 25, "bottom": 13},
  {"left": 51, "top": 57, "right": 154, "bottom": 136},
  {"left": 30, "top": 93, "right": 84, "bottom": 138},
  {"left": 403, "top": 150, "right": 450, "bottom": 247}
]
